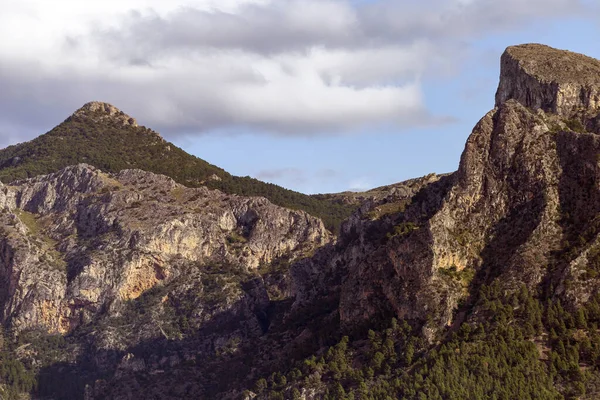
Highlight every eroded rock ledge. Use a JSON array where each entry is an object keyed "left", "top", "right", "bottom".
[
  {"left": 71, "top": 101, "right": 139, "bottom": 127},
  {"left": 495, "top": 43, "right": 600, "bottom": 117}
]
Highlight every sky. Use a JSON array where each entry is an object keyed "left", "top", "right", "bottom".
[{"left": 0, "top": 0, "right": 599, "bottom": 194}]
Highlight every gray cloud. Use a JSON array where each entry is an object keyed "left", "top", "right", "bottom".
[
  {"left": 89, "top": 0, "right": 585, "bottom": 59},
  {"left": 91, "top": 1, "right": 359, "bottom": 59},
  {"left": 0, "top": 0, "right": 592, "bottom": 144},
  {"left": 255, "top": 167, "right": 339, "bottom": 187},
  {"left": 256, "top": 167, "right": 306, "bottom": 182}
]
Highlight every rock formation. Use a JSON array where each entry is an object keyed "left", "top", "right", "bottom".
[
  {"left": 71, "top": 102, "right": 139, "bottom": 127},
  {"left": 496, "top": 44, "right": 600, "bottom": 127},
  {"left": 293, "top": 43, "right": 600, "bottom": 340},
  {"left": 3, "top": 43, "right": 600, "bottom": 400},
  {"left": 0, "top": 164, "right": 330, "bottom": 338}
]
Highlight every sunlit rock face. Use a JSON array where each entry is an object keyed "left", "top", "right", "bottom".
[
  {"left": 496, "top": 44, "right": 600, "bottom": 120},
  {"left": 0, "top": 164, "right": 331, "bottom": 335}
]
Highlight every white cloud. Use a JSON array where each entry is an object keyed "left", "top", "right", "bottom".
[
  {"left": 254, "top": 167, "right": 340, "bottom": 193},
  {"left": 348, "top": 177, "right": 372, "bottom": 192},
  {"left": 0, "top": 0, "right": 590, "bottom": 140}
]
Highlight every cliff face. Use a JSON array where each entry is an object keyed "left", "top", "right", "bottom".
[
  {"left": 4, "top": 43, "right": 600, "bottom": 400},
  {"left": 290, "top": 44, "right": 600, "bottom": 341},
  {"left": 0, "top": 164, "right": 330, "bottom": 338},
  {"left": 295, "top": 101, "right": 562, "bottom": 337},
  {"left": 495, "top": 44, "right": 600, "bottom": 124}
]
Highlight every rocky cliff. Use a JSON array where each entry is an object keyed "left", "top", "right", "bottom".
[
  {"left": 265, "top": 44, "right": 600, "bottom": 400},
  {"left": 0, "top": 164, "right": 330, "bottom": 339},
  {"left": 3, "top": 43, "right": 600, "bottom": 400},
  {"left": 496, "top": 44, "right": 600, "bottom": 130},
  {"left": 286, "top": 44, "right": 600, "bottom": 343}
]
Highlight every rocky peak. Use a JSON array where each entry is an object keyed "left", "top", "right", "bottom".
[
  {"left": 71, "top": 101, "right": 138, "bottom": 127},
  {"left": 313, "top": 45, "right": 600, "bottom": 341},
  {"left": 495, "top": 44, "right": 600, "bottom": 117}
]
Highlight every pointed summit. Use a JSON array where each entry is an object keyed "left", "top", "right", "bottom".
[
  {"left": 495, "top": 43, "right": 600, "bottom": 116},
  {"left": 0, "top": 101, "right": 354, "bottom": 232},
  {"left": 71, "top": 101, "right": 138, "bottom": 127}
]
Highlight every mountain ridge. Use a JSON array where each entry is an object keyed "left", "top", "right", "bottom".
[
  {"left": 0, "top": 104, "right": 355, "bottom": 233},
  {"left": 1, "top": 43, "right": 600, "bottom": 399}
]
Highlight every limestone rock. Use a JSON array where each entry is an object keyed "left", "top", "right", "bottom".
[
  {"left": 0, "top": 165, "right": 331, "bottom": 336},
  {"left": 496, "top": 44, "right": 600, "bottom": 119},
  {"left": 291, "top": 45, "right": 600, "bottom": 341},
  {"left": 71, "top": 101, "right": 139, "bottom": 127}
]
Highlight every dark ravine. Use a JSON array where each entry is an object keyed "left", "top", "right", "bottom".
[{"left": 1, "top": 43, "right": 600, "bottom": 399}]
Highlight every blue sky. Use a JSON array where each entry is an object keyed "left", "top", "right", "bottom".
[
  {"left": 1, "top": 0, "right": 598, "bottom": 194},
  {"left": 174, "top": 15, "right": 600, "bottom": 194}
]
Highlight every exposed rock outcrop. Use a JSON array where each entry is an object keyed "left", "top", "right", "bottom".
[
  {"left": 291, "top": 44, "right": 600, "bottom": 341},
  {"left": 496, "top": 44, "right": 600, "bottom": 126},
  {"left": 0, "top": 165, "right": 331, "bottom": 337},
  {"left": 71, "top": 101, "right": 139, "bottom": 127}
]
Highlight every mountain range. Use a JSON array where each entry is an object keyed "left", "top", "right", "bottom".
[
  {"left": 0, "top": 43, "right": 600, "bottom": 400},
  {"left": 0, "top": 104, "right": 354, "bottom": 234}
]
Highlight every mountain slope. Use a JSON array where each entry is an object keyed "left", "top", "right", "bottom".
[
  {"left": 0, "top": 164, "right": 333, "bottom": 399},
  {"left": 0, "top": 102, "right": 354, "bottom": 232},
  {"left": 3, "top": 43, "right": 600, "bottom": 400},
  {"left": 236, "top": 43, "right": 600, "bottom": 399}
]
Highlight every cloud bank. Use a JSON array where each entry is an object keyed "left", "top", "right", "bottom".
[{"left": 0, "top": 0, "right": 588, "bottom": 140}]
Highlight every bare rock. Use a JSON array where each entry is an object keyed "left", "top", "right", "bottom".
[
  {"left": 71, "top": 101, "right": 139, "bottom": 127},
  {"left": 496, "top": 44, "right": 600, "bottom": 118},
  {"left": 0, "top": 165, "right": 331, "bottom": 336}
]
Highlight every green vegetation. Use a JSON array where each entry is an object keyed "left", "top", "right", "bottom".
[
  {"left": 16, "top": 330, "right": 68, "bottom": 369},
  {"left": 367, "top": 200, "right": 409, "bottom": 220},
  {"left": 0, "top": 328, "right": 38, "bottom": 399},
  {"left": 386, "top": 222, "right": 419, "bottom": 239},
  {"left": 564, "top": 118, "right": 586, "bottom": 133},
  {"left": 0, "top": 351, "right": 36, "bottom": 399},
  {"left": 0, "top": 114, "right": 355, "bottom": 233},
  {"left": 581, "top": 245, "right": 600, "bottom": 280},
  {"left": 251, "top": 282, "right": 600, "bottom": 399},
  {"left": 15, "top": 210, "right": 40, "bottom": 235},
  {"left": 438, "top": 264, "right": 475, "bottom": 287}
]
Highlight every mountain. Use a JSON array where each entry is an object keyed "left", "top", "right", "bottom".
[
  {"left": 312, "top": 173, "right": 449, "bottom": 207},
  {"left": 276, "top": 43, "right": 600, "bottom": 399},
  {"left": 1, "top": 43, "right": 600, "bottom": 400},
  {"left": 0, "top": 164, "right": 332, "bottom": 399},
  {"left": 0, "top": 102, "right": 354, "bottom": 233}
]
